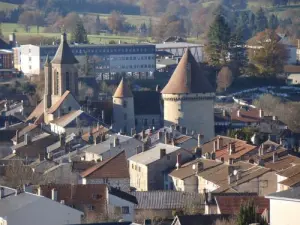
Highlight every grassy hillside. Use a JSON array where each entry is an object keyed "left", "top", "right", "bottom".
[{"left": 0, "top": 1, "right": 19, "bottom": 10}]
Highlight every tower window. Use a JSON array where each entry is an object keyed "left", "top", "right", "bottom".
[
  {"left": 55, "top": 72, "right": 59, "bottom": 95},
  {"left": 66, "top": 72, "right": 70, "bottom": 91},
  {"left": 123, "top": 100, "right": 127, "bottom": 108},
  {"left": 144, "top": 119, "right": 148, "bottom": 127}
]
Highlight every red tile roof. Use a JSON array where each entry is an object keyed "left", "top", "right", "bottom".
[
  {"left": 215, "top": 196, "right": 269, "bottom": 215},
  {"left": 231, "top": 108, "right": 261, "bottom": 123},
  {"left": 264, "top": 155, "right": 300, "bottom": 171},
  {"left": 26, "top": 100, "right": 44, "bottom": 123},
  {"left": 80, "top": 151, "right": 129, "bottom": 179},
  {"left": 81, "top": 126, "right": 110, "bottom": 143}
]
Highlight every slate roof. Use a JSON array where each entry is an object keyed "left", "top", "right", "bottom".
[
  {"left": 48, "top": 90, "right": 77, "bottom": 114},
  {"left": 161, "top": 49, "right": 214, "bottom": 94},
  {"left": 133, "top": 91, "right": 161, "bottom": 115},
  {"left": 80, "top": 151, "right": 130, "bottom": 179},
  {"left": 130, "top": 191, "right": 203, "bottom": 209},
  {"left": 215, "top": 196, "right": 269, "bottom": 215},
  {"left": 51, "top": 33, "right": 79, "bottom": 64},
  {"left": 267, "top": 186, "right": 300, "bottom": 200},
  {"left": 0, "top": 38, "right": 11, "bottom": 50},
  {"left": 173, "top": 214, "right": 231, "bottom": 225},
  {"left": 113, "top": 78, "right": 133, "bottom": 98}
]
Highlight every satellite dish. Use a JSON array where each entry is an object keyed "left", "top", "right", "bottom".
[{"left": 233, "top": 170, "right": 238, "bottom": 176}]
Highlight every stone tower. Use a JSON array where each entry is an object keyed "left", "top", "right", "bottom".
[
  {"left": 44, "top": 55, "right": 52, "bottom": 111},
  {"left": 113, "top": 78, "right": 135, "bottom": 134},
  {"left": 161, "top": 49, "right": 215, "bottom": 142},
  {"left": 50, "top": 33, "right": 79, "bottom": 104}
]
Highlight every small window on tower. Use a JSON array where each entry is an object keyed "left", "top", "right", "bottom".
[
  {"left": 123, "top": 100, "right": 127, "bottom": 108},
  {"left": 66, "top": 72, "right": 70, "bottom": 91}
]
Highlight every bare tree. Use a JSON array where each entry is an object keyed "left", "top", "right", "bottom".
[
  {"left": 214, "top": 217, "right": 237, "bottom": 225},
  {"left": 217, "top": 66, "right": 233, "bottom": 92}
]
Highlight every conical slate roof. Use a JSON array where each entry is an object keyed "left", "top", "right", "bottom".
[
  {"left": 161, "top": 49, "right": 214, "bottom": 94},
  {"left": 113, "top": 78, "right": 133, "bottom": 98},
  {"left": 44, "top": 55, "right": 51, "bottom": 66},
  {"left": 51, "top": 33, "right": 78, "bottom": 64}
]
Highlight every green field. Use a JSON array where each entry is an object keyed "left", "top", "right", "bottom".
[
  {"left": 1, "top": 22, "right": 150, "bottom": 44},
  {"left": 0, "top": 1, "right": 19, "bottom": 10},
  {"left": 85, "top": 13, "right": 159, "bottom": 27}
]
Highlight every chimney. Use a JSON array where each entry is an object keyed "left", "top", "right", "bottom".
[
  {"left": 131, "top": 128, "right": 135, "bottom": 137},
  {"left": 260, "top": 144, "right": 264, "bottom": 156},
  {"left": 156, "top": 85, "right": 160, "bottom": 92},
  {"left": 213, "top": 140, "right": 217, "bottom": 153},
  {"left": 142, "top": 143, "right": 146, "bottom": 152},
  {"left": 176, "top": 153, "right": 181, "bottom": 169},
  {"left": 59, "top": 134, "right": 65, "bottom": 147},
  {"left": 197, "top": 134, "right": 201, "bottom": 148},
  {"left": 171, "top": 138, "right": 175, "bottom": 146},
  {"left": 9, "top": 33, "right": 16, "bottom": 47},
  {"left": 136, "top": 146, "right": 141, "bottom": 154},
  {"left": 237, "top": 110, "right": 240, "bottom": 117},
  {"left": 273, "top": 115, "right": 277, "bottom": 121},
  {"left": 259, "top": 109, "right": 264, "bottom": 118},
  {"left": 164, "top": 132, "right": 169, "bottom": 144},
  {"left": 160, "top": 148, "right": 166, "bottom": 158},
  {"left": 142, "top": 130, "right": 146, "bottom": 139},
  {"left": 229, "top": 143, "right": 235, "bottom": 155},
  {"left": 4, "top": 121, "right": 9, "bottom": 129},
  {"left": 279, "top": 138, "right": 282, "bottom": 145},
  {"left": 51, "top": 188, "right": 57, "bottom": 201},
  {"left": 24, "top": 133, "right": 31, "bottom": 145},
  {"left": 228, "top": 174, "right": 236, "bottom": 184},
  {"left": 197, "top": 162, "right": 204, "bottom": 173},
  {"left": 158, "top": 131, "right": 164, "bottom": 142},
  {"left": 273, "top": 152, "right": 278, "bottom": 163},
  {"left": 114, "top": 136, "right": 120, "bottom": 147},
  {"left": 15, "top": 130, "right": 19, "bottom": 144},
  {"left": 37, "top": 186, "right": 42, "bottom": 196},
  {"left": 181, "top": 127, "right": 187, "bottom": 134},
  {"left": 211, "top": 152, "right": 216, "bottom": 160},
  {"left": 222, "top": 109, "right": 226, "bottom": 117},
  {"left": 217, "top": 136, "right": 221, "bottom": 150},
  {"left": 235, "top": 134, "right": 238, "bottom": 139},
  {"left": 0, "top": 187, "right": 4, "bottom": 199}
]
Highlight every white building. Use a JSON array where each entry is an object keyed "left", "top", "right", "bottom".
[
  {"left": 15, "top": 43, "right": 156, "bottom": 76},
  {"left": 266, "top": 187, "right": 300, "bottom": 225},
  {"left": 0, "top": 186, "right": 83, "bottom": 225},
  {"left": 161, "top": 49, "right": 215, "bottom": 142}
]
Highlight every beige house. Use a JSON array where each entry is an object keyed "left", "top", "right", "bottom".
[
  {"left": 161, "top": 49, "right": 215, "bottom": 142},
  {"left": 128, "top": 143, "right": 193, "bottom": 191},
  {"left": 80, "top": 151, "right": 130, "bottom": 191},
  {"left": 197, "top": 161, "right": 277, "bottom": 196},
  {"left": 266, "top": 186, "right": 300, "bottom": 225},
  {"left": 169, "top": 158, "right": 221, "bottom": 192}
]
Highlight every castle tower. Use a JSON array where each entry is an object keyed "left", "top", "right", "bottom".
[
  {"left": 51, "top": 33, "right": 79, "bottom": 104},
  {"left": 113, "top": 78, "right": 135, "bottom": 134},
  {"left": 161, "top": 49, "right": 215, "bottom": 142},
  {"left": 44, "top": 55, "right": 52, "bottom": 123}
]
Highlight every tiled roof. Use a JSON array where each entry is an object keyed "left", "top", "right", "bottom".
[
  {"left": 108, "top": 187, "right": 137, "bottom": 204},
  {"left": 71, "top": 161, "right": 96, "bottom": 172},
  {"left": 129, "top": 191, "right": 203, "bottom": 209},
  {"left": 169, "top": 158, "right": 221, "bottom": 180},
  {"left": 215, "top": 196, "right": 269, "bottom": 215},
  {"left": 215, "top": 140, "right": 257, "bottom": 161},
  {"left": 174, "top": 215, "right": 231, "bottom": 225},
  {"left": 50, "top": 110, "right": 82, "bottom": 127},
  {"left": 47, "top": 90, "right": 72, "bottom": 114},
  {"left": 201, "top": 136, "right": 236, "bottom": 155},
  {"left": 11, "top": 124, "right": 39, "bottom": 142},
  {"left": 51, "top": 33, "right": 79, "bottom": 64},
  {"left": 12, "top": 133, "right": 58, "bottom": 158},
  {"left": 161, "top": 49, "right": 214, "bottom": 94},
  {"left": 279, "top": 173, "right": 300, "bottom": 187},
  {"left": 81, "top": 126, "right": 110, "bottom": 143},
  {"left": 264, "top": 155, "right": 300, "bottom": 171},
  {"left": 38, "top": 184, "right": 106, "bottom": 205},
  {"left": 231, "top": 108, "right": 261, "bottom": 123},
  {"left": 277, "top": 164, "right": 300, "bottom": 177},
  {"left": 113, "top": 78, "right": 133, "bottom": 98},
  {"left": 80, "top": 151, "right": 129, "bottom": 179}
]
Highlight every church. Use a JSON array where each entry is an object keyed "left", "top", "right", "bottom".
[{"left": 26, "top": 33, "right": 215, "bottom": 142}]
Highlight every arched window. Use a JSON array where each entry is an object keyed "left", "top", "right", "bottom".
[
  {"left": 55, "top": 71, "right": 59, "bottom": 95},
  {"left": 66, "top": 72, "right": 70, "bottom": 91}
]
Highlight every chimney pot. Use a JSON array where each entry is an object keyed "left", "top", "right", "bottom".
[
  {"left": 37, "top": 186, "right": 42, "bottom": 196},
  {"left": 15, "top": 130, "right": 19, "bottom": 144},
  {"left": 273, "top": 152, "right": 278, "bottom": 163},
  {"left": 259, "top": 109, "right": 264, "bottom": 118},
  {"left": 196, "top": 162, "right": 203, "bottom": 173},
  {"left": 0, "top": 187, "right": 4, "bottom": 199},
  {"left": 237, "top": 110, "right": 240, "bottom": 117},
  {"left": 176, "top": 153, "right": 181, "bottom": 169},
  {"left": 114, "top": 136, "right": 120, "bottom": 147},
  {"left": 197, "top": 134, "right": 201, "bottom": 148}
]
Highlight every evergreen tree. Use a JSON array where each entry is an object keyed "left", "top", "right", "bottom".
[
  {"left": 148, "top": 18, "right": 153, "bottom": 37},
  {"left": 269, "top": 14, "right": 279, "bottom": 30},
  {"left": 249, "top": 12, "right": 256, "bottom": 37},
  {"left": 236, "top": 12, "right": 252, "bottom": 41},
  {"left": 71, "top": 18, "right": 88, "bottom": 44},
  {"left": 255, "top": 8, "right": 268, "bottom": 33},
  {"left": 95, "top": 15, "right": 101, "bottom": 35},
  {"left": 205, "top": 14, "right": 231, "bottom": 67},
  {"left": 237, "top": 200, "right": 268, "bottom": 225}
]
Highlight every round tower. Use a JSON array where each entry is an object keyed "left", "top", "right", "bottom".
[
  {"left": 161, "top": 49, "right": 215, "bottom": 142},
  {"left": 113, "top": 78, "right": 135, "bottom": 134}
]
